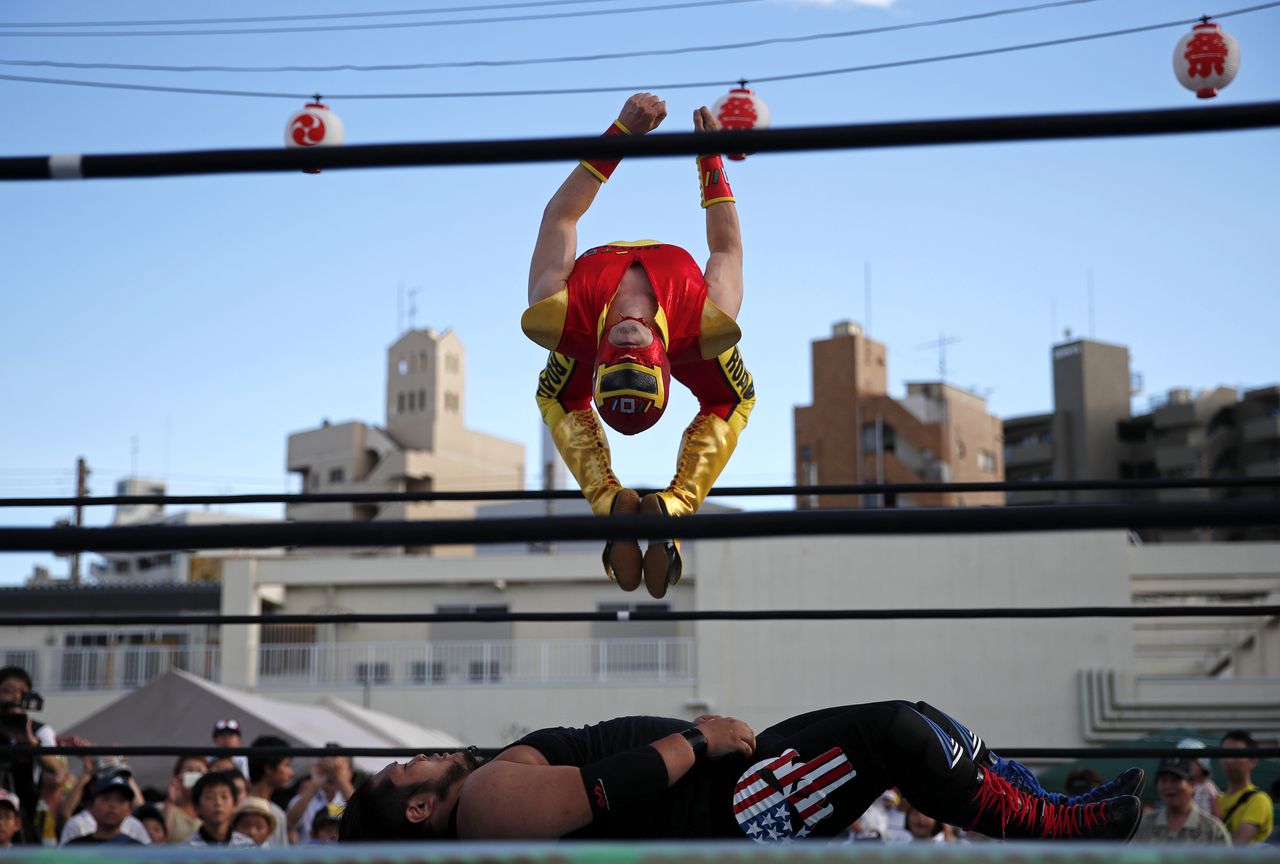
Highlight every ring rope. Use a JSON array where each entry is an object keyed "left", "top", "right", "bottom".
[
  {"left": 3, "top": 500, "right": 1276, "bottom": 553},
  {"left": 6, "top": 744, "right": 1276, "bottom": 760},
  {"left": 5, "top": 475, "right": 1278, "bottom": 508},
  {"left": 3, "top": 605, "right": 1277, "bottom": 629},
  {"left": 3, "top": 101, "right": 1277, "bottom": 181}
]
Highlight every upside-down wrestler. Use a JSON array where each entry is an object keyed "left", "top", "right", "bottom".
[
  {"left": 521, "top": 92, "right": 754, "bottom": 599},
  {"left": 339, "top": 700, "right": 1144, "bottom": 843}
]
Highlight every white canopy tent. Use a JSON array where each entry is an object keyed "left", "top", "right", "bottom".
[{"left": 64, "top": 669, "right": 463, "bottom": 788}]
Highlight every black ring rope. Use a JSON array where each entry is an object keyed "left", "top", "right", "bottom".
[
  {"left": 4, "top": 101, "right": 1277, "bottom": 181},
  {"left": 3, "top": 605, "right": 1277, "bottom": 629},
  {"left": 6, "top": 476, "right": 1278, "bottom": 508},
  {"left": 6, "top": 745, "right": 1276, "bottom": 761},
  {"left": 3, "top": 500, "right": 1276, "bottom": 553}
]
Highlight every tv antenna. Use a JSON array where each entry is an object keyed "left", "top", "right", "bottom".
[{"left": 918, "top": 333, "right": 961, "bottom": 381}]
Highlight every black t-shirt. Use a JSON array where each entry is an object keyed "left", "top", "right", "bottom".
[
  {"left": 64, "top": 833, "right": 142, "bottom": 846},
  {"left": 513, "top": 716, "right": 750, "bottom": 839}
]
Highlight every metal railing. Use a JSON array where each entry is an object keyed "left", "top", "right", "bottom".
[
  {"left": 12, "top": 644, "right": 221, "bottom": 691},
  {"left": 257, "top": 638, "right": 695, "bottom": 688}
]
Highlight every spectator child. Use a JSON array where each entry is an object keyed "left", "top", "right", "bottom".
[
  {"left": 62, "top": 772, "right": 142, "bottom": 845},
  {"left": 1178, "top": 737, "right": 1223, "bottom": 819},
  {"left": 0, "top": 789, "right": 21, "bottom": 848},
  {"left": 133, "top": 804, "right": 167, "bottom": 845},
  {"left": 247, "top": 735, "right": 293, "bottom": 847},
  {"left": 309, "top": 805, "right": 341, "bottom": 844},
  {"left": 182, "top": 772, "right": 238, "bottom": 846},
  {"left": 230, "top": 797, "right": 277, "bottom": 847},
  {"left": 211, "top": 720, "right": 249, "bottom": 781}
]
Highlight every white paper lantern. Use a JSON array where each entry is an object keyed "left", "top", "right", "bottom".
[
  {"left": 1174, "top": 19, "right": 1240, "bottom": 99},
  {"left": 285, "top": 101, "right": 345, "bottom": 148},
  {"left": 712, "top": 85, "right": 770, "bottom": 162}
]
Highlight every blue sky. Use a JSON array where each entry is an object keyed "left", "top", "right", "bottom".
[{"left": 1, "top": 0, "right": 1277, "bottom": 584}]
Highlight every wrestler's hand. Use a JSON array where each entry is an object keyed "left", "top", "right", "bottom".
[
  {"left": 697, "top": 715, "right": 755, "bottom": 758},
  {"left": 618, "top": 92, "right": 667, "bottom": 135},
  {"left": 693, "top": 105, "right": 721, "bottom": 133}
]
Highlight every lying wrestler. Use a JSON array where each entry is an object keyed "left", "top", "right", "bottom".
[
  {"left": 522, "top": 92, "right": 754, "bottom": 599},
  {"left": 339, "top": 700, "right": 1144, "bottom": 843}
]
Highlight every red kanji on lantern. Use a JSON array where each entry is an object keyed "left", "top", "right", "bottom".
[
  {"left": 712, "top": 83, "right": 770, "bottom": 162},
  {"left": 1173, "top": 18, "right": 1240, "bottom": 99}
]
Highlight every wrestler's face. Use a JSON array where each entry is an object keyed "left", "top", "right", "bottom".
[
  {"left": 607, "top": 319, "right": 654, "bottom": 349},
  {"left": 377, "top": 751, "right": 476, "bottom": 793}
]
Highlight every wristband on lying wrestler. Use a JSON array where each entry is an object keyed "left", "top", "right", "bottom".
[
  {"left": 680, "top": 727, "right": 708, "bottom": 760},
  {"left": 579, "top": 744, "right": 669, "bottom": 819},
  {"left": 579, "top": 119, "right": 632, "bottom": 183},
  {"left": 697, "top": 154, "right": 735, "bottom": 208}
]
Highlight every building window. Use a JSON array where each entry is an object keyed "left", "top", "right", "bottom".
[
  {"left": 397, "top": 392, "right": 405, "bottom": 414},
  {"left": 445, "top": 392, "right": 459, "bottom": 413},
  {"left": 978, "top": 450, "right": 997, "bottom": 473},
  {"left": 398, "top": 356, "right": 408, "bottom": 375},
  {"left": 859, "top": 422, "right": 896, "bottom": 454},
  {"left": 329, "top": 467, "right": 345, "bottom": 484},
  {"left": 419, "top": 351, "right": 429, "bottom": 373},
  {"left": 956, "top": 441, "right": 967, "bottom": 459},
  {"left": 419, "top": 389, "right": 427, "bottom": 410}
]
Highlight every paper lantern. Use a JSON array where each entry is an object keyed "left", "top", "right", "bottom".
[
  {"left": 1174, "top": 19, "right": 1240, "bottom": 99},
  {"left": 285, "top": 101, "right": 345, "bottom": 148},
  {"left": 712, "top": 84, "right": 770, "bottom": 162}
]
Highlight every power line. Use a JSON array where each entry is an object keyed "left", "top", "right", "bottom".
[
  {"left": 0, "top": 0, "right": 692, "bottom": 28},
  {"left": 0, "top": 0, "right": 767, "bottom": 38},
  {"left": 1, "top": 3, "right": 1276, "bottom": 100},
  {"left": 0, "top": 0, "right": 1108, "bottom": 74}
]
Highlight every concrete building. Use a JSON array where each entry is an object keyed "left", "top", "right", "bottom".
[
  {"left": 286, "top": 329, "right": 524, "bottom": 551},
  {"left": 794, "top": 321, "right": 1004, "bottom": 509},
  {"left": 3, "top": 533, "right": 1276, "bottom": 750},
  {"left": 1003, "top": 338, "right": 1279, "bottom": 538}
]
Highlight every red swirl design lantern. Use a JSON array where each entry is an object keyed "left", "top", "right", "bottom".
[
  {"left": 712, "top": 84, "right": 770, "bottom": 162},
  {"left": 285, "top": 101, "right": 345, "bottom": 148},
  {"left": 1174, "top": 19, "right": 1240, "bottom": 99}
]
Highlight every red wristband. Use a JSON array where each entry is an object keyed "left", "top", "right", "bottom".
[
  {"left": 697, "top": 154, "right": 735, "bottom": 208},
  {"left": 580, "top": 119, "right": 631, "bottom": 183}
]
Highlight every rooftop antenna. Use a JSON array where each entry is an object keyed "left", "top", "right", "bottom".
[
  {"left": 407, "top": 286, "right": 422, "bottom": 330},
  {"left": 1087, "top": 267, "right": 1096, "bottom": 339},
  {"left": 864, "top": 260, "right": 872, "bottom": 335},
  {"left": 918, "top": 333, "right": 961, "bottom": 381}
]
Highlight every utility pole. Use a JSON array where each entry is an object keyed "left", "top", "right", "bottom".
[{"left": 71, "top": 457, "right": 90, "bottom": 584}]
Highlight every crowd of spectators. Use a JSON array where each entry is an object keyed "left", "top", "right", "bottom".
[
  {"left": 0, "top": 665, "right": 364, "bottom": 847},
  {"left": 3, "top": 663, "right": 1277, "bottom": 848}
]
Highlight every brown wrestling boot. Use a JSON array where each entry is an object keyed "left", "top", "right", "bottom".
[
  {"left": 604, "top": 488, "right": 642, "bottom": 592},
  {"left": 640, "top": 493, "right": 682, "bottom": 599}
]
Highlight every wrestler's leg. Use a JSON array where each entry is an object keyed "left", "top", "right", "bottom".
[
  {"left": 749, "top": 701, "right": 1141, "bottom": 842},
  {"left": 911, "top": 701, "right": 1145, "bottom": 805}
]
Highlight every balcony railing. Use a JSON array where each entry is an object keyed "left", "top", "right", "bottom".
[
  {"left": 8, "top": 638, "right": 695, "bottom": 693},
  {"left": 257, "top": 639, "right": 695, "bottom": 688},
  {"left": 9, "top": 644, "right": 221, "bottom": 692}
]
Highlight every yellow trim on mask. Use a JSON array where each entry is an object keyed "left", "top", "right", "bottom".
[{"left": 594, "top": 360, "right": 667, "bottom": 410}]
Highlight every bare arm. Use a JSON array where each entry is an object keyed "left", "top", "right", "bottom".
[
  {"left": 527, "top": 93, "right": 668, "bottom": 306},
  {"left": 1232, "top": 822, "right": 1260, "bottom": 845},
  {"left": 458, "top": 716, "right": 755, "bottom": 839},
  {"left": 695, "top": 106, "right": 743, "bottom": 319}
]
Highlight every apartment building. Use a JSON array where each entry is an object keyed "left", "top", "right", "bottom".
[{"left": 793, "top": 321, "right": 1004, "bottom": 509}]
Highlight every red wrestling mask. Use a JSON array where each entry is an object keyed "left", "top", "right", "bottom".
[{"left": 594, "top": 316, "right": 670, "bottom": 436}]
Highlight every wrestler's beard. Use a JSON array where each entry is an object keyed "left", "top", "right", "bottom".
[{"left": 431, "top": 748, "right": 481, "bottom": 796}]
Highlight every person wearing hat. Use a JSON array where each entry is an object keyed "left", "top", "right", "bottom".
[
  {"left": 1177, "top": 738, "right": 1223, "bottom": 819},
  {"left": 1132, "top": 756, "right": 1231, "bottom": 845},
  {"left": 62, "top": 772, "right": 143, "bottom": 845},
  {"left": 211, "top": 719, "right": 250, "bottom": 781},
  {"left": 58, "top": 765, "right": 150, "bottom": 846},
  {"left": 229, "top": 796, "right": 277, "bottom": 847},
  {"left": 0, "top": 789, "right": 22, "bottom": 848}
]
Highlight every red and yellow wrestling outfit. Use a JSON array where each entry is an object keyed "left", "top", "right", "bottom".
[{"left": 521, "top": 241, "right": 755, "bottom": 590}]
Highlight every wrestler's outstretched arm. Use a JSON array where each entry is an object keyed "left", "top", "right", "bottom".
[
  {"left": 694, "top": 105, "right": 743, "bottom": 319},
  {"left": 527, "top": 92, "right": 668, "bottom": 306}
]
